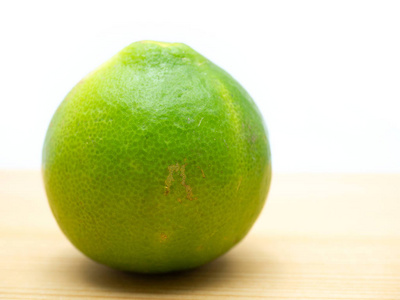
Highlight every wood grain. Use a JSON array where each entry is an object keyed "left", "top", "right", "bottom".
[{"left": 0, "top": 171, "right": 399, "bottom": 299}]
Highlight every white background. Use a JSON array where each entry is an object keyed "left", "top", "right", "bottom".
[{"left": 1, "top": 0, "right": 399, "bottom": 172}]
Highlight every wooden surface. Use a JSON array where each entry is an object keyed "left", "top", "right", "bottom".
[{"left": 1, "top": 171, "right": 399, "bottom": 299}]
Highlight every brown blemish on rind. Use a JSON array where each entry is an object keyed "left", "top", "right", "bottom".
[
  {"left": 164, "top": 160, "right": 196, "bottom": 201},
  {"left": 197, "top": 166, "right": 206, "bottom": 178},
  {"left": 160, "top": 233, "right": 168, "bottom": 242},
  {"left": 164, "top": 163, "right": 180, "bottom": 195}
]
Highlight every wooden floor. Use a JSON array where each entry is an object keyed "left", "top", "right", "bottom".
[{"left": 1, "top": 171, "right": 399, "bottom": 299}]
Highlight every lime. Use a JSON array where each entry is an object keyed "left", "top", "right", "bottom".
[{"left": 42, "top": 41, "right": 272, "bottom": 273}]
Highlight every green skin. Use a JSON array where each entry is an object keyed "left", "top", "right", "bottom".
[{"left": 43, "top": 41, "right": 272, "bottom": 273}]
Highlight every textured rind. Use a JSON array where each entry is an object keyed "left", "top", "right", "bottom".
[{"left": 42, "top": 41, "right": 272, "bottom": 273}]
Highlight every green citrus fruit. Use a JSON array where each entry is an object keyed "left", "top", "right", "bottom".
[{"left": 42, "top": 40, "right": 272, "bottom": 273}]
